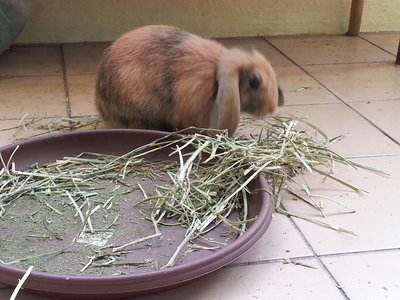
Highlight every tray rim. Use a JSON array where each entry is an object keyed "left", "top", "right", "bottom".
[{"left": 0, "top": 129, "right": 274, "bottom": 299}]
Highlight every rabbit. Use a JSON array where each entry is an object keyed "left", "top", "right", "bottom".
[{"left": 95, "top": 25, "right": 284, "bottom": 136}]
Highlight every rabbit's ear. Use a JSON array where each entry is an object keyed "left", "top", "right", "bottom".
[{"left": 210, "top": 73, "right": 241, "bottom": 136}]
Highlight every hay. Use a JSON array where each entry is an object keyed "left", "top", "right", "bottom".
[{"left": 0, "top": 114, "right": 385, "bottom": 268}]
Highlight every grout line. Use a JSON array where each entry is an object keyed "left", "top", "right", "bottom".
[
  {"left": 68, "top": 71, "right": 97, "bottom": 76},
  {"left": 227, "top": 257, "right": 286, "bottom": 268},
  {"left": 318, "top": 247, "right": 400, "bottom": 259},
  {"left": 227, "top": 212, "right": 351, "bottom": 299},
  {"left": 13, "top": 41, "right": 112, "bottom": 47},
  {"left": 0, "top": 72, "right": 96, "bottom": 79},
  {"left": 345, "top": 98, "right": 400, "bottom": 103},
  {"left": 0, "top": 74, "right": 63, "bottom": 79},
  {"left": 262, "top": 37, "right": 400, "bottom": 148},
  {"left": 297, "top": 60, "right": 395, "bottom": 67},
  {"left": 359, "top": 35, "right": 398, "bottom": 57},
  {"left": 281, "top": 102, "right": 342, "bottom": 107},
  {"left": 344, "top": 103, "right": 400, "bottom": 147},
  {"left": 258, "top": 37, "right": 400, "bottom": 295},
  {"left": 228, "top": 246, "right": 400, "bottom": 269},
  {"left": 0, "top": 115, "right": 101, "bottom": 122},
  {"left": 280, "top": 99, "right": 400, "bottom": 108},
  {"left": 276, "top": 213, "right": 350, "bottom": 300},
  {"left": 59, "top": 45, "right": 72, "bottom": 118},
  {"left": 0, "top": 116, "right": 62, "bottom": 122},
  {"left": 250, "top": 98, "right": 400, "bottom": 108},
  {"left": 226, "top": 229, "right": 352, "bottom": 299}
]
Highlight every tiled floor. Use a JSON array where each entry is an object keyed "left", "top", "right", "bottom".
[{"left": 0, "top": 33, "right": 399, "bottom": 299}]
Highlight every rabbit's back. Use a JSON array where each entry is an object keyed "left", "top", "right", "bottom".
[{"left": 95, "top": 25, "right": 226, "bottom": 131}]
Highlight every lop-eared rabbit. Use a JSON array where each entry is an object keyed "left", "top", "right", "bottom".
[{"left": 95, "top": 25, "right": 284, "bottom": 135}]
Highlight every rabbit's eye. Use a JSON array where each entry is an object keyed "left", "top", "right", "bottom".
[{"left": 249, "top": 77, "right": 260, "bottom": 90}]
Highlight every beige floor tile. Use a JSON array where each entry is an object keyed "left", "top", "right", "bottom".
[
  {"left": 67, "top": 74, "right": 98, "bottom": 116},
  {"left": 246, "top": 104, "right": 400, "bottom": 157},
  {"left": 0, "top": 46, "right": 62, "bottom": 77},
  {"left": 0, "top": 120, "right": 23, "bottom": 147},
  {"left": 0, "top": 117, "right": 102, "bottom": 147},
  {"left": 0, "top": 35, "right": 399, "bottom": 300},
  {"left": 282, "top": 155, "right": 400, "bottom": 255},
  {"left": 0, "top": 119, "right": 18, "bottom": 147},
  {"left": 350, "top": 100, "right": 400, "bottom": 144},
  {"left": 234, "top": 213, "right": 312, "bottom": 263},
  {"left": 63, "top": 43, "right": 110, "bottom": 75},
  {"left": 217, "top": 37, "right": 294, "bottom": 67},
  {"left": 268, "top": 35, "right": 395, "bottom": 65},
  {"left": 322, "top": 251, "right": 400, "bottom": 300},
  {"left": 0, "top": 117, "right": 53, "bottom": 146},
  {"left": 0, "top": 76, "right": 67, "bottom": 119},
  {"left": 132, "top": 259, "right": 343, "bottom": 300},
  {"left": 0, "top": 261, "right": 343, "bottom": 300},
  {"left": 275, "top": 66, "right": 340, "bottom": 106},
  {"left": 361, "top": 33, "right": 400, "bottom": 55},
  {"left": 304, "top": 63, "right": 400, "bottom": 102}
]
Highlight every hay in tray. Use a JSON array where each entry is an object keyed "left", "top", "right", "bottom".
[{"left": 0, "top": 114, "right": 385, "bottom": 272}]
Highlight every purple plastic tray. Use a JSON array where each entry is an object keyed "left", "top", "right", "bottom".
[{"left": 0, "top": 129, "right": 273, "bottom": 299}]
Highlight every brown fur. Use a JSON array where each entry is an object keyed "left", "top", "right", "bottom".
[{"left": 95, "top": 25, "right": 283, "bottom": 135}]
